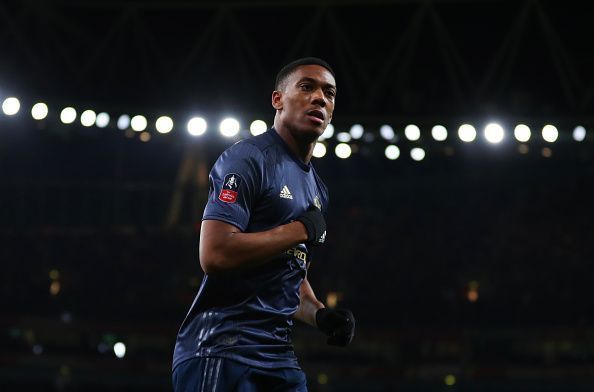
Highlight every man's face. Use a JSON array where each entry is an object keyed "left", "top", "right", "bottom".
[{"left": 273, "top": 65, "right": 336, "bottom": 140}]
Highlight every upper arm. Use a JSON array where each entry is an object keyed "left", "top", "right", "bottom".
[
  {"left": 202, "top": 142, "right": 264, "bottom": 232},
  {"left": 199, "top": 219, "right": 241, "bottom": 274},
  {"left": 199, "top": 143, "right": 264, "bottom": 273}
]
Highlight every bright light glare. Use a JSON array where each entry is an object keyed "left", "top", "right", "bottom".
[
  {"left": 140, "top": 132, "right": 151, "bottom": 142},
  {"left": 60, "top": 107, "right": 77, "bottom": 124},
  {"left": 187, "top": 117, "right": 207, "bottom": 136},
  {"left": 335, "top": 143, "right": 352, "bottom": 159},
  {"left": 404, "top": 124, "right": 421, "bottom": 141},
  {"left": 484, "top": 123, "right": 504, "bottom": 144},
  {"left": 31, "top": 103, "right": 48, "bottom": 120},
  {"left": 250, "top": 120, "right": 267, "bottom": 136},
  {"left": 458, "top": 124, "right": 476, "bottom": 142},
  {"left": 431, "top": 125, "right": 447, "bottom": 141},
  {"left": 380, "top": 125, "right": 395, "bottom": 140},
  {"left": 2, "top": 97, "right": 20, "bottom": 115},
  {"left": 336, "top": 132, "right": 351, "bottom": 142},
  {"left": 514, "top": 124, "right": 531, "bottom": 142},
  {"left": 117, "top": 115, "right": 130, "bottom": 130},
  {"left": 80, "top": 110, "right": 97, "bottom": 127},
  {"left": 113, "top": 342, "right": 126, "bottom": 359},
  {"left": 313, "top": 142, "right": 327, "bottom": 158},
  {"left": 385, "top": 145, "right": 400, "bottom": 160},
  {"left": 573, "top": 126, "right": 586, "bottom": 142},
  {"left": 349, "top": 124, "right": 364, "bottom": 139},
  {"left": 542, "top": 125, "right": 558, "bottom": 142},
  {"left": 95, "top": 112, "right": 110, "bottom": 128},
  {"left": 410, "top": 147, "right": 426, "bottom": 161},
  {"left": 156, "top": 116, "right": 174, "bottom": 134},
  {"left": 319, "top": 124, "right": 334, "bottom": 140},
  {"left": 131, "top": 115, "right": 147, "bottom": 132},
  {"left": 444, "top": 374, "right": 456, "bottom": 386},
  {"left": 220, "top": 118, "right": 240, "bottom": 137}
]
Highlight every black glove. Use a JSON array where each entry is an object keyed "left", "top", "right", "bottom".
[
  {"left": 296, "top": 205, "right": 326, "bottom": 246},
  {"left": 315, "top": 308, "right": 355, "bottom": 347}
]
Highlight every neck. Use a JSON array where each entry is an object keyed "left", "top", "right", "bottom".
[{"left": 273, "top": 121, "right": 315, "bottom": 165}]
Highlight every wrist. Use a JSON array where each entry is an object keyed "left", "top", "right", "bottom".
[
  {"left": 290, "top": 220, "right": 309, "bottom": 243},
  {"left": 315, "top": 307, "right": 329, "bottom": 329}
]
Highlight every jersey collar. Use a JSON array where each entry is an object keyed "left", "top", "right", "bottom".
[{"left": 269, "top": 128, "right": 312, "bottom": 172}]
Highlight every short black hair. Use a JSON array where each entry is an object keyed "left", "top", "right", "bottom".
[{"left": 275, "top": 57, "right": 335, "bottom": 90}]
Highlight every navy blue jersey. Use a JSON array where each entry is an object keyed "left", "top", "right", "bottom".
[{"left": 173, "top": 129, "right": 329, "bottom": 371}]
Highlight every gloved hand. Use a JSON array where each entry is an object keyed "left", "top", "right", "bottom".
[
  {"left": 296, "top": 205, "right": 326, "bottom": 246},
  {"left": 315, "top": 308, "right": 355, "bottom": 347}
]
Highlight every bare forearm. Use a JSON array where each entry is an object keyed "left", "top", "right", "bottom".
[
  {"left": 294, "top": 278, "right": 325, "bottom": 327},
  {"left": 200, "top": 220, "right": 308, "bottom": 273}
]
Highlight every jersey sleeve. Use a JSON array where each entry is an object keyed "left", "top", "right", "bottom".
[{"left": 202, "top": 141, "right": 265, "bottom": 232}]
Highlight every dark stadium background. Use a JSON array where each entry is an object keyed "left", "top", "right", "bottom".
[{"left": 1, "top": 0, "right": 594, "bottom": 391}]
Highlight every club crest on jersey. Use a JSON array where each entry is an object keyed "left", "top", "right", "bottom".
[{"left": 219, "top": 173, "right": 242, "bottom": 203}]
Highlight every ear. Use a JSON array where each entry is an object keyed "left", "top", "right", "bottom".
[{"left": 272, "top": 90, "right": 283, "bottom": 110}]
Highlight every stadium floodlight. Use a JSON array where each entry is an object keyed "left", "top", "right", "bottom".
[
  {"left": 573, "top": 126, "right": 586, "bottom": 142},
  {"left": 187, "top": 117, "right": 207, "bottom": 136},
  {"left": 431, "top": 125, "right": 447, "bottom": 141},
  {"left": 484, "top": 122, "right": 504, "bottom": 144},
  {"left": 458, "top": 124, "right": 476, "bottom": 142},
  {"left": 349, "top": 124, "right": 364, "bottom": 139},
  {"left": 542, "top": 147, "right": 552, "bottom": 157},
  {"left": 445, "top": 375, "right": 456, "bottom": 387},
  {"left": 80, "top": 110, "right": 97, "bottom": 127},
  {"left": 31, "top": 102, "right": 48, "bottom": 120},
  {"left": 117, "top": 114, "right": 130, "bottom": 130},
  {"left": 336, "top": 132, "right": 351, "bottom": 142},
  {"left": 410, "top": 147, "right": 426, "bottom": 161},
  {"left": 514, "top": 124, "right": 531, "bottom": 142},
  {"left": 404, "top": 124, "right": 421, "bottom": 141},
  {"left": 50, "top": 281, "right": 61, "bottom": 295},
  {"left": 313, "top": 142, "right": 327, "bottom": 158},
  {"left": 60, "top": 107, "right": 77, "bottom": 124},
  {"left": 156, "top": 116, "right": 174, "bottom": 134},
  {"left": 113, "top": 342, "right": 126, "bottom": 359},
  {"left": 380, "top": 125, "right": 395, "bottom": 140},
  {"left": 385, "top": 145, "right": 400, "bottom": 160},
  {"left": 542, "top": 124, "right": 558, "bottom": 142},
  {"left": 131, "top": 115, "right": 147, "bottom": 132},
  {"left": 220, "top": 117, "right": 240, "bottom": 137},
  {"left": 140, "top": 132, "right": 151, "bottom": 142},
  {"left": 335, "top": 143, "right": 352, "bottom": 159},
  {"left": 250, "top": 120, "right": 267, "bottom": 136},
  {"left": 95, "top": 112, "right": 110, "bottom": 128},
  {"left": 2, "top": 97, "right": 20, "bottom": 115},
  {"left": 319, "top": 123, "right": 334, "bottom": 141}
]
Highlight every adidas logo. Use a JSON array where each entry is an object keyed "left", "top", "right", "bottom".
[
  {"left": 279, "top": 185, "right": 293, "bottom": 199},
  {"left": 319, "top": 231, "right": 326, "bottom": 244}
]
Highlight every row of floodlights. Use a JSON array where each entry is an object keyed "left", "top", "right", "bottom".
[
  {"left": 1, "top": 97, "right": 588, "bottom": 145},
  {"left": 1, "top": 98, "right": 246, "bottom": 136},
  {"left": 312, "top": 142, "right": 423, "bottom": 161},
  {"left": 348, "top": 123, "right": 586, "bottom": 144}
]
